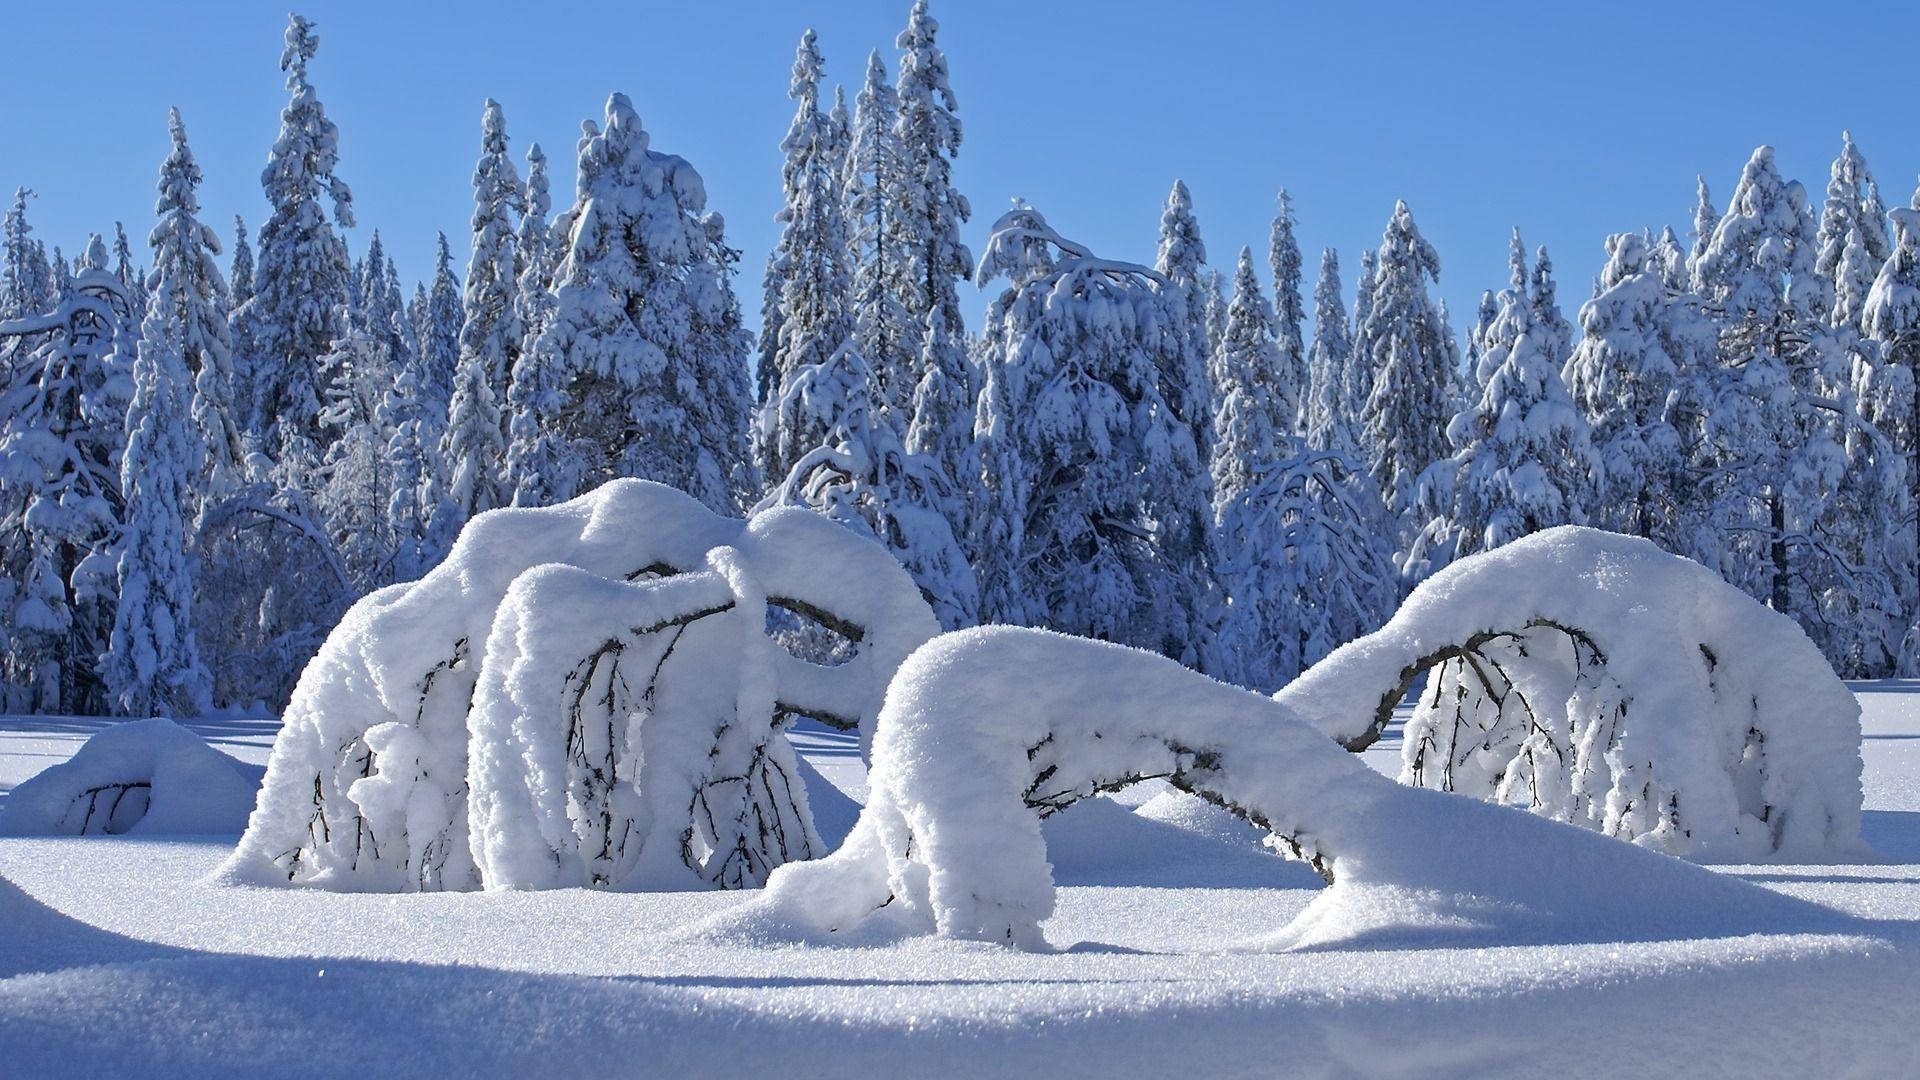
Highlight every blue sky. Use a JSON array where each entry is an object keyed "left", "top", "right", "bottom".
[{"left": 4, "top": 1, "right": 1918, "bottom": 336}]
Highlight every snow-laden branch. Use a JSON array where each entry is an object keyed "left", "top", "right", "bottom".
[
  {"left": 223, "top": 479, "right": 937, "bottom": 892},
  {"left": 1278, "top": 526, "right": 1865, "bottom": 859},
  {"left": 710, "top": 624, "right": 1823, "bottom": 951}
]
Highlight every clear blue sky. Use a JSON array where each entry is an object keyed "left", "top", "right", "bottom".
[{"left": 4, "top": 1, "right": 1918, "bottom": 337}]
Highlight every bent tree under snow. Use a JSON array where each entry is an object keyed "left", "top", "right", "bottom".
[
  {"left": 717, "top": 624, "right": 1831, "bottom": 952},
  {"left": 224, "top": 480, "right": 937, "bottom": 892},
  {"left": 1277, "top": 527, "right": 1864, "bottom": 861}
]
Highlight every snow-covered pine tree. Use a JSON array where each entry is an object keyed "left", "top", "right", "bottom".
[
  {"left": 106, "top": 143, "right": 215, "bottom": 717},
  {"left": 421, "top": 233, "right": 462, "bottom": 424},
  {"left": 110, "top": 223, "right": 145, "bottom": 323},
  {"left": 441, "top": 99, "right": 522, "bottom": 523},
  {"left": 1199, "top": 265, "right": 1228, "bottom": 361},
  {"left": 1355, "top": 201, "right": 1450, "bottom": 527},
  {"left": 2, "top": 189, "right": 51, "bottom": 320},
  {"left": 761, "top": 342, "right": 978, "bottom": 629},
  {"left": 1346, "top": 248, "right": 1377, "bottom": 430},
  {"left": 1408, "top": 266, "right": 1595, "bottom": 576},
  {"left": 226, "top": 215, "right": 257, "bottom": 456},
  {"left": 970, "top": 203, "right": 1208, "bottom": 662},
  {"left": 1863, "top": 201, "right": 1920, "bottom": 672},
  {"left": 1210, "top": 247, "right": 1283, "bottom": 509},
  {"left": 510, "top": 94, "right": 753, "bottom": 512},
  {"left": 1816, "top": 131, "right": 1892, "bottom": 328},
  {"left": 757, "top": 30, "right": 854, "bottom": 484},
  {"left": 1304, "top": 247, "right": 1354, "bottom": 452},
  {"left": 1211, "top": 439, "right": 1394, "bottom": 693},
  {"left": 1531, "top": 243, "right": 1574, "bottom": 367},
  {"left": 891, "top": 0, "right": 972, "bottom": 368},
  {"left": 1560, "top": 232, "right": 1702, "bottom": 542},
  {"left": 1269, "top": 189, "right": 1307, "bottom": 433},
  {"left": 0, "top": 236, "right": 136, "bottom": 714},
  {"left": 1830, "top": 220, "right": 1881, "bottom": 337},
  {"left": 842, "top": 51, "right": 915, "bottom": 420},
  {"left": 1155, "top": 179, "right": 1214, "bottom": 458},
  {"left": 1691, "top": 146, "right": 1851, "bottom": 626},
  {"left": 145, "top": 109, "right": 242, "bottom": 504},
  {"left": 1687, "top": 174, "right": 1718, "bottom": 280},
  {"left": 514, "top": 142, "right": 557, "bottom": 354},
  {"left": 315, "top": 304, "right": 392, "bottom": 590},
  {"left": 903, "top": 307, "right": 975, "bottom": 553},
  {"left": 236, "top": 13, "right": 355, "bottom": 471}
]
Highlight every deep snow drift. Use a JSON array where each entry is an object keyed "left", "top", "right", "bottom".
[
  {"left": 0, "top": 690, "right": 1917, "bottom": 1077},
  {"left": 1278, "top": 526, "right": 1865, "bottom": 859}
]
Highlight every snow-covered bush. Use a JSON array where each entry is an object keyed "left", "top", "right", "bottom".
[
  {"left": 224, "top": 479, "right": 937, "bottom": 892},
  {"left": 1278, "top": 527, "right": 1864, "bottom": 860},
  {"left": 716, "top": 624, "right": 1820, "bottom": 951},
  {"left": 0, "top": 718, "right": 257, "bottom": 836}
]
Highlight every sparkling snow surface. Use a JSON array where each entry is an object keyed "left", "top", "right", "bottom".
[{"left": 3, "top": 691, "right": 1919, "bottom": 1077}]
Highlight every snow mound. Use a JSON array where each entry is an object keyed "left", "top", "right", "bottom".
[
  {"left": 0, "top": 719, "right": 257, "bottom": 837},
  {"left": 1279, "top": 526, "right": 1865, "bottom": 860},
  {"left": 704, "top": 626, "right": 1829, "bottom": 951},
  {"left": 224, "top": 480, "right": 937, "bottom": 892}
]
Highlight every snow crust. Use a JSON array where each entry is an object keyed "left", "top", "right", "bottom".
[
  {"left": 713, "top": 625, "right": 1829, "bottom": 950},
  {"left": 0, "top": 718, "right": 256, "bottom": 836},
  {"left": 224, "top": 479, "right": 936, "bottom": 891},
  {"left": 1280, "top": 526, "right": 1865, "bottom": 859}
]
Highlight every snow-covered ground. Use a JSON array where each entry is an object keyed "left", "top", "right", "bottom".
[{"left": 2, "top": 688, "right": 1918, "bottom": 1077}]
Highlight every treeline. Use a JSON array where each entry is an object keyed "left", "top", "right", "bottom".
[{"left": 0, "top": 4, "right": 1913, "bottom": 720}]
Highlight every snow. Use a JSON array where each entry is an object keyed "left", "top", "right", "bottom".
[
  {"left": 714, "top": 624, "right": 1841, "bottom": 952},
  {"left": 0, "top": 718, "right": 257, "bottom": 836},
  {"left": 1, "top": 688, "right": 1918, "bottom": 1075},
  {"left": 1281, "top": 526, "right": 1865, "bottom": 860},
  {"left": 226, "top": 479, "right": 936, "bottom": 891}
]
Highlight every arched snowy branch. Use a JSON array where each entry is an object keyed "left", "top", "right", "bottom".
[
  {"left": 224, "top": 480, "right": 936, "bottom": 892},
  {"left": 716, "top": 626, "right": 1822, "bottom": 951},
  {"left": 1278, "top": 527, "right": 1865, "bottom": 859}
]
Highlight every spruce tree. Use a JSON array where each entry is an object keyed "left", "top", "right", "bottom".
[
  {"left": 1865, "top": 201, "right": 1920, "bottom": 671},
  {"left": 1209, "top": 247, "right": 1283, "bottom": 509},
  {"left": 107, "top": 122, "right": 217, "bottom": 716},
  {"left": 509, "top": 94, "right": 753, "bottom": 512},
  {"left": 1304, "top": 247, "right": 1354, "bottom": 452},
  {"left": 1531, "top": 244, "right": 1573, "bottom": 367},
  {"left": 237, "top": 13, "right": 355, "bottom": 470},
  {"left": 1687, "top": 175, "right": 1718, "bottom": 280},
  {"left": 891, "top": 0, "right": 971, "bottom": 359},
  {"left": 1816, "top": 131, "right": 1892, "bottom": 324},
  {"left": 1355, "top": 201, "right": 1450, "bottom": 526},
  {"left": 842, "top": 50, "right": 914, "bottom": 422},
  {"left": 146, "top": 109, "right": 243, "bottom": 503},
  {"left": 1692, "top": 146, "right": 1849, "bottom": 624},
  {"left": 762, "top": 342, "right": 977, "bottom": 628},
  {"left": 2, "top": 188, "right": 49, "bottom": 319},
  {"left": 0, "top": 237, "right": 136, "bottom": 714},
  {"left": 1155, "top": 179, "right": 1214, "bottom": 458},
  {"left": 1561, "top": 232, "right": 1705, "bottom": 542},
  {"left": 443, "top": 99, "right": 522, "bottom": 522},
  {"left": 1269, "top": 189, "right": 1307, "bottom": 433},
  {"left": 515, "top": 142, "right": 557, "bottom": 353},
  {"left": 970, "top": 203, "right": 1208, "bottom": 662},
  {"left": 757, "top": 30, "right": 853, "bottom": 484},
  {"left": 1412, "top": 262, "right": 1595, "bottom": 574}
]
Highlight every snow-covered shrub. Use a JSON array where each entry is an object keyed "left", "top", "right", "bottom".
[
  {"left": 1278, "top": 527, "right": 1864, "bottom": 860},
  {"left": 0, "top": 718, "right": 257, "bottom": 836},
  {"left": 224, "top": 479, "right": 936, "bottom": 892},
  {"left": 716, "top": 625, "right": 1820, "bottom": 951}
]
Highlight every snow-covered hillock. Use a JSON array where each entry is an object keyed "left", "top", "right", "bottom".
[
  {"left": 1279, "top": 527, "right": 1865, "bottom": 860},
  {"left": 223, "top": 480, "right": 937, "bottom": 892},
  {"left": 707, "top": 626, "right": 1829, "bottom": 951},
  {"left": 0, "top": 718, "right": 257, "bottom": 836}
]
